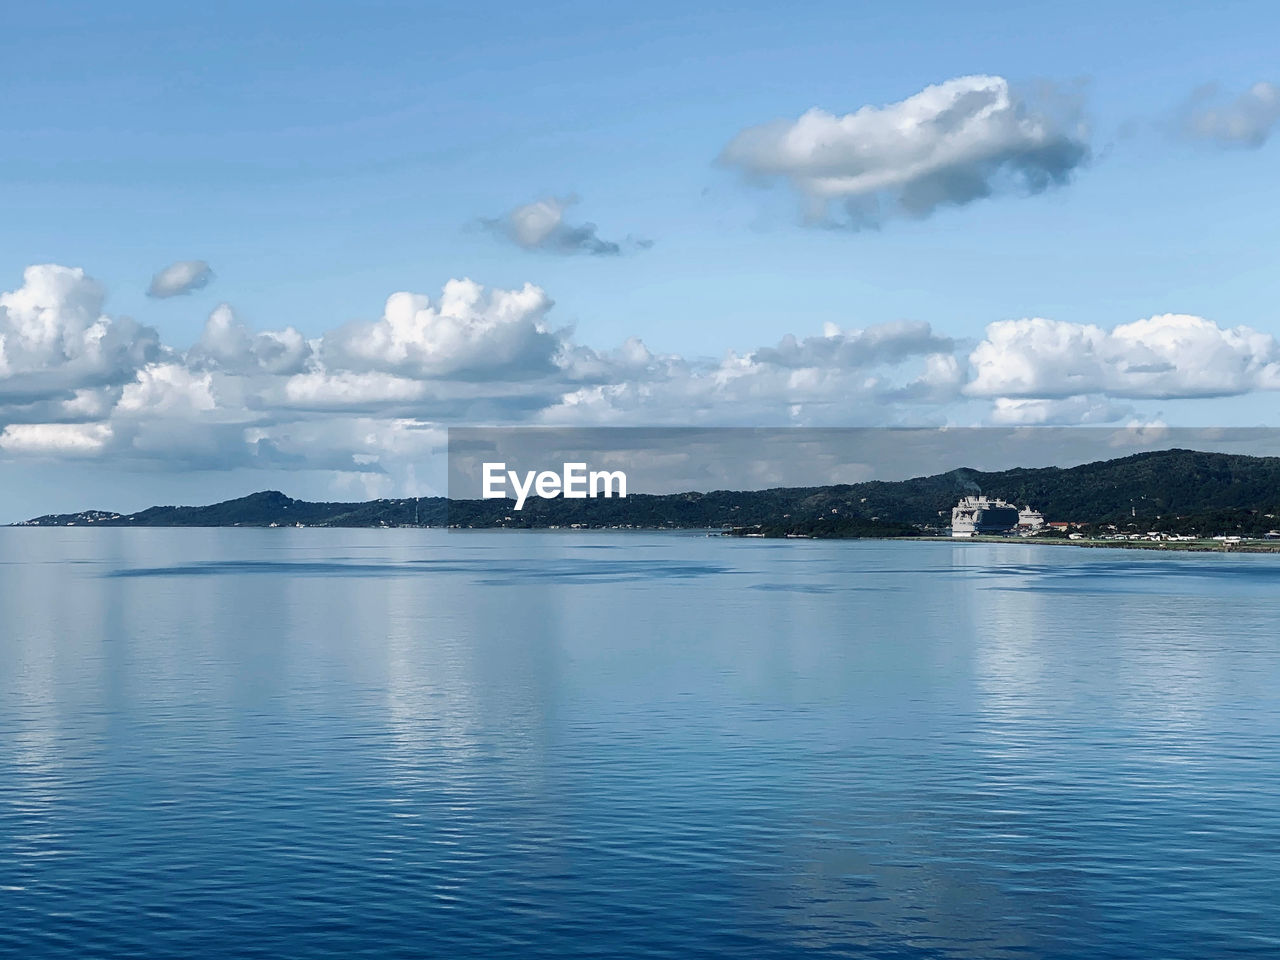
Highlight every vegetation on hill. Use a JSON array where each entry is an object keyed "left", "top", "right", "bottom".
[{"left": 15, "top": 449, "right": 1280, "bottom": 539}]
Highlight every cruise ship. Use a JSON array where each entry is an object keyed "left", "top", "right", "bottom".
[{"left": 950, "top": 496, "right": 1022, "bottom": 537}]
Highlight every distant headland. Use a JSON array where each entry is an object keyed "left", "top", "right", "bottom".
[{"left": 13, "top": 449, "right": 1280, "bottom": 549}]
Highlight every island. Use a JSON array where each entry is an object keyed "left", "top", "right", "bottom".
[{"left": 14, "top": 448, "right": 1280, "bottom": 550}]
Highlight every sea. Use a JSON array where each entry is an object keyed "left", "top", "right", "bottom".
[{"left": 1, "top": 529, "right": 1278, "bottom": 959}]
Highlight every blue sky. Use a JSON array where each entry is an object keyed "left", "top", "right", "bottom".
[{"left": 2, "top": 1, "right": 1280, "bottom": 517}]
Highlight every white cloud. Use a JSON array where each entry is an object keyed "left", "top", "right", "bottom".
[
  {"left": 1182, "top": 82, "right": 1280, "bottom": 148},
  {"left": 542, "top": 321, "right": 961, "bottom": 426},
  {"left": 0, "top": 421, "right": 114, "bottom": 455},
  {"left": 720, "top": 75, "right": 1089, "bottom": 226},
  {"left": 189, "top": 303, "right": 312, "bottom": 375},
  {"left": 483, "top": 196, "right": 646, "bottom": 255},
  {"left": 988, "top": 396, "right": 1134, "bottom": 425},
  {"left": 281, "top": 370, "right": 430, "bottom": 408},
  {"left": 751, "top": 320, "right": 953, "bottom": 368},
  {"left": 967, "top": 314, "right": 1280, "bottom": 399},
  {"left": 5, "top": 263, "right": 1280, "bottom": 488},
  {"left": 246, "top": 418, "right": 443, "bottom": 473},
  {"left": 147, "top": 260, "right": 214, "bottom": 298},
  {"left": 322, "top": 279, "right": 562, "bottom": 380},
  {"left": 0, "top": 264, "right": 160, "bottom": 402},
  {"left": 61, "top": 387, "right": 118, "bottom": 420},
  {"left": 117, "top": 363, "right": 217, "bottom": 416}
]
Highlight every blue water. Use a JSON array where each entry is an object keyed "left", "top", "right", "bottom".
[{"left": 2, "top": 530, "right": 1279, "bottom": 959}]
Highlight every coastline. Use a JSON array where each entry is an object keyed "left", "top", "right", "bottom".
[
  {"left": 899, "top": 535, "right": 1280, "bottom": 553},
  {"left": 9, "top": 523, "right": 1280, "bottom": 553}
]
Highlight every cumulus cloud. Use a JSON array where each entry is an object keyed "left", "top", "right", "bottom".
[
  {"left": 482, "top": 196, "right": 648, "bottom": 255},
  {"left": 0, "top": 422, "right": 114, "bottom": 456},
  {"left": 1181, "top": 82, "right": 1280, "bottom": 148},
  {"left": 720, "top": 75, "right": 1089, "bottom": 226},
  {"left": 147, "top": 260, "right": 215, "bottom": 298},
  {"left": 967, "top": 314, "right": 1280, "bottom": 400},
  {"left": 988, "top": 396, "right": 1134, "bottom": 426},
  {"left": 188, "top": 303, "right": 312, "bottom": 375},
  {"left": 5, "top": 263, "right": 1280, "bottom": 490},
  {"left": 280, "top": 370, "right": 431, "bottom": 410},
  {"left": 0, "top": 264, "right": 160, "bottom": 402},
  {"left": 752, "top": 320, "right": 953, "bottom": 368},
  {"left": 322, "top": 279, "right": 562, "bottom": 380},
  {"left": 117, "top": 363, "right": 217, "bottom": 416},
  {"left": 542, "top": 321, "right": 962, "bottom": 426}
]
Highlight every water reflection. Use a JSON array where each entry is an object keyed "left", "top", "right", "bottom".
[{"left": 0, "top": 531, "right": 1277, "bottom": 958}]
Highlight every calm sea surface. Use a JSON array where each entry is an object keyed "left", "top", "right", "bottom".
[{"left": 1, "top": 529, "right": 1278, "bottom": 959}]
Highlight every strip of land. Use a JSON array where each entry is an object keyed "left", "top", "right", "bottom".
[
  {"left": 900, "top": 535, "right": 1280, "bottom": 553},
  {"left": 12, "top": 448, "right": 1280, "bottom": 547}
]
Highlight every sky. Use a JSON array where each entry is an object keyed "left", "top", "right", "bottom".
[{"left": 2, "top": 0, "right": 1280, "bottom": 519}]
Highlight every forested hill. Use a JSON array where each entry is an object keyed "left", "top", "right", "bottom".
[{"left": 15, "top": 449, "right": 1280, "bottom": 535}]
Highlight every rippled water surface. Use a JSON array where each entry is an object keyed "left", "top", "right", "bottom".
[{"left": 2, "top": 529, "right": 1279, "bottom": 959}]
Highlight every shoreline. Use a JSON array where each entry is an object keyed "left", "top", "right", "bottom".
[
  {"left": 900, "top": 535, "right": 1280, "bottom": 553},
  {"left": 8, "top": 524, "right": 1280, "bottom": 553}
]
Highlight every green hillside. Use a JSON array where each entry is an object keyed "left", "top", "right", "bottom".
[{"left": 16, "top": 448, "right": 1280, "bottom": 538}]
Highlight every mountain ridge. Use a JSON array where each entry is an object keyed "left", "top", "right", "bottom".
[{"left": 14, "top": 448, "right": 1280, "bottom": 537}]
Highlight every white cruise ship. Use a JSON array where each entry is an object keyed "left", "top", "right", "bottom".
[{"left": 950, "top": 496, "right": 1022, "bottom": 537}]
